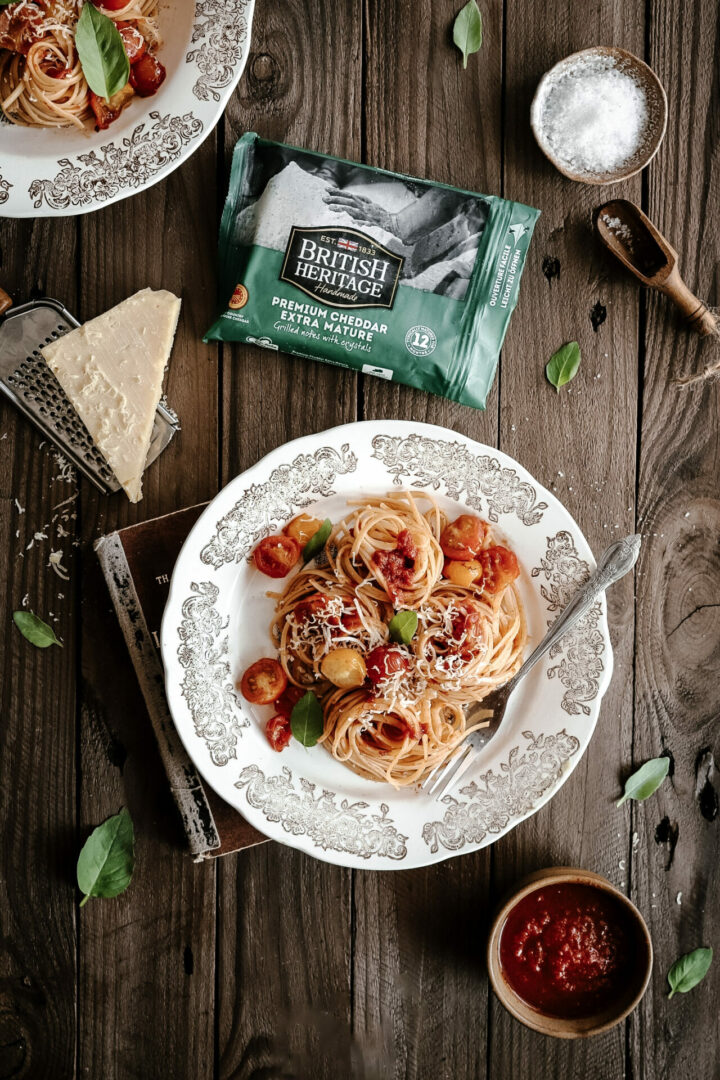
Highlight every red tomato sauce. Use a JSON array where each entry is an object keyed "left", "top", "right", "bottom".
[
  {"left": 372, "top": 529, "right": 417, "bottom": 595},
  {"left": 499, "top": 883, "right": 639, "bottom": 1019}
]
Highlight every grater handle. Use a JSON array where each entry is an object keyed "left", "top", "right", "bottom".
[{"left": 0, "top": 288, "right": 13, "bottom": 317}]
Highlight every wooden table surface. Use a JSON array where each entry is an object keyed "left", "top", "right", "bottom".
[{"left": 1, "top": 1, "right": 719, "bottom": 1077}]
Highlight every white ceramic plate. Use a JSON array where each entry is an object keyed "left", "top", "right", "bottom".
[
  {"left": 161, "top": 420, "right": 613, "bottom": 870},
  {"left": 0, "top": 0, "right": 254, "bottom": 218}
]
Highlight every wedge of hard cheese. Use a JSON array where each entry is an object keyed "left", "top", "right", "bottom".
[{"left": 42, "top": 288, "right": 181, "bottom": 503}]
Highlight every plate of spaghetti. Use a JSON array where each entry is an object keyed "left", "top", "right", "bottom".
[
  {"left": 161, "top": 420, "right": 613, "bottom": 869},
  {"left": 0, "top": 1, "right": 254, "bottom": 217}
]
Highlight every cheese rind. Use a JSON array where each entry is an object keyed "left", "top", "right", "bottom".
[{"left": 41, "top": 288, "right": 181, "bottom": 502}]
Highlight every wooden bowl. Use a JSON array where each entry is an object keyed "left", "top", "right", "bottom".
[
  {"left": 486, "top": 867, "right": 653, "bottom": 1038},
  {"left": 530, "top": 47, "right": 668, "bottom": 185}
]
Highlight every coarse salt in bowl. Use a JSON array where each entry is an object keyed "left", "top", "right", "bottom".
[{"left": 531, "top": 47, "right": 668, "bottom": 185}]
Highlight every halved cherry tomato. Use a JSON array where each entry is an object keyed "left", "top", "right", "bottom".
[
  {"left": 478, "top": 546, "right": 520, "bottom": 594},
  {"left": 118, "top": 23, "right": 147, "bottom": 64},
  {"left": 266, "top": 715, "right": 292, "bottom": 752},
  {"left": 89, "top": 85, "right": 134, "bottom": 130},
  {"left": 284, "top": 513, "right": 322, "bottom": 546},
  {"left": 440, "top": 514, "right": 488, "bottom": 561},
  {"left": 366, "top": 646, "right": 410, "bottom": 685},
  {"left": 239, "top": 658, "right": 287, "bottom": 704},
  {"left": 442, "top": 559, "right": 484, "bottom": 587},
  {"left": 254, "top": 535, "right": 301, "bottom": 578},
  {"left": 129, "top": 52, "right": 166, "bottom": 97},
  {"left": 274, "top": 684, "right": 304, "bottom": 719},
  {"left": 294, "top": 592, "right": 362, "bottom": 633},
  {"left": 451, "top": 605, "right": 483, "bottom": 640}
]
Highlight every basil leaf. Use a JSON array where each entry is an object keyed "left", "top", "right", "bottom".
[
  {"left": 616, "top": 756, "right": 670, "bottom": 807},
  {"left": 13, "top": 611, "right": 63, "bottom": 649},
  {"left": 75, "top": 3, "right": 130, "bottom": 101},
  {"left": 453, "top": 0, "right": 483, "bottom": 69},
  {"left": 546, "top": 341, "right": 581, "bottom": 392},
  {"left": 388, "top": 610, "right": 418, "bottom": 645},
  {"left": 290, "top": 691, "right": 324, "bottom": 747},
  {"left": 302, "top": 518, "right": 332, "bottom": 563},
  {"left": 77, "top": 808, "right": 135, "bottom": 907},
  {"left": 667, "top": 947, "right": 713, "bottom": 999}
]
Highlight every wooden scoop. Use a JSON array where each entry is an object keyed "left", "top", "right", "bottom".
[{"left": 595, "top": 199, "right": 717, "bottom": 337}]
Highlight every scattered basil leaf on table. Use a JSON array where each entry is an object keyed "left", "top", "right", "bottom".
[
  {"left": 667, "top": 947, "right": 713, "bottom": 999},
  {"left": 75, "top": 3, "right": 130, "bottom": 100},
  {"left": 616, "top": 756, "right": 670, "bottom": 807},
  {"left": 388, "top": 610, "right": 418, "bottom": 645},
  {"left": 77, "top": 808, "right": 135, "bottom": 907},
  {"left": 290, "top": 691, "right": 324, "bottom": 747},
  {"left": 546, "top": 341, "right": 581, "bottom": 391},
  {"left": 453, "top": 0, "right": 483, "bottom": 69},
  {"left": 302, "top": 518, "right": 332, "bottom": 563},
  {"left": 13, "top": 611, "right": 63, "bottom": 649}
]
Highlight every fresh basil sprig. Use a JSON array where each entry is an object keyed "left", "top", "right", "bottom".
[
  {"left": 13, "top": 611, "right": 63, "bottom": 649},
  {"left": 667, "top": 947, "right": 713, "bottom": 999},
  {"left": 616, "top": 756, "right": 670, "bottom": 807},
  {"left": 302, "top": 518, "right": 332, "bottom": 563},
  {"left": 290, "top": 691, "right": 324, "bottom": 747},
  {"left": 388, "top": 610, "right": 418, "bottom": 645},
  {"left": 546, "top": 341, "right": 581, "bottom": 392},
  {"left": 75, "top": 3, "right": 130, "bottom": 100},
  {"left": 453, "top": 1, "right": 483, "bottom": 69},
  {"left": 77, "top": 808, "right": 135, "bottom": 907}
]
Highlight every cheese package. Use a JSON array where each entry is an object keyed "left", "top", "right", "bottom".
[
  {"left": 41, "top": 288, "right": 181, "bottom": 502},
  {"left": 205, "top": 134, "right": 539, "bottom": 409}
]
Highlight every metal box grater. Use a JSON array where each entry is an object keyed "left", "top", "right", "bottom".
[{"left": 0, "top": 292, "right": 180, "bottom": 495}]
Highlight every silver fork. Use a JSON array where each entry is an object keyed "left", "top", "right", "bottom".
[{"left": 422, "top": 534, "right": 642, "bottom": 800}]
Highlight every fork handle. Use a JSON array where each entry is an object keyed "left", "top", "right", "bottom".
[{"left": 505, "top": 534, "right": 641, "bottom": 694}]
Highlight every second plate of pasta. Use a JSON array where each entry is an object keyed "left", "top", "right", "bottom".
[{"left": 161, "top": 420, "right": 613, "bottom": 870}]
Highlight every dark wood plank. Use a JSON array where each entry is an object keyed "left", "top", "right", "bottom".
[
  {"left": 75, "top": 134, "right": 220, "bottom": 1079},
  {"left": 355, "top": 3, "right": 503, "bottom": 1077},
  {"left": 630, "top": 0, "right": 720, "bottom": 1074},
  {"left": 0, "top": 218, "right": 79, "bottom": 1080},
  {"left": 216, "top": 2, "right": 360, "bottom": 1077},
  {"left": 491, "top": 0, "right": 646, "bottom": 1076}
]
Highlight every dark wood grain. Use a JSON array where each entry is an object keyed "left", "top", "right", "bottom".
[
  {"left": 630, "top": 0, "right": 720, "bottom": 1075},
  {"left": 74, "top": 133, "right": 220, "bottom": 1079},
  {"left": 216, "top": 3, "right": 360, "bottom": 1078},
  {"left": 490, "top": 0, "right": 647, "bottom": 1076},
  {"left": 0, "top": 218, "right": 79, "bottom": 1080}
]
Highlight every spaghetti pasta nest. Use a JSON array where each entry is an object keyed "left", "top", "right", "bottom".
[
  {"left": 268, "top": 491, "right": 527, "bottom": 788},
  {"left": 0, "top": 0, "right": 159, "bottom": 130}
]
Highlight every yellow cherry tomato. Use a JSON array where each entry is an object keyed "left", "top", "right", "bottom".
[
  {"left": 284, "top": 513, "right": 323, "bottom": 546},
  {"left": 320, "top": 648, "right": 367, "bottom": 689}
]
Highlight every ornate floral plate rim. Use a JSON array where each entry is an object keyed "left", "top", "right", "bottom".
[
  {"left": 0, "top": 0, "right": 255, "bottom": 219},
  {"left": 161, "top": 420, "right": 613, "bottom": 870}
]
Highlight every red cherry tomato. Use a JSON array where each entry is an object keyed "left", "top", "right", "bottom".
[
  {"left": 478, "top": 546, "right": 520, "bottom": 594},
  {"left": 451, "top": 605, "right": 483, "bottom": 640},
  {"left": 366, "top": 646, "right": 410, "bottom": 685},
  {"left": 239, "top": 658, "right": 287, "bottom": 705},
  {"left": 274, "top": 684, "right": 304, "bottom": 719},
  {"left": 253, "top": 535, "right": 301, "bottom": 578},
  {"left": 341, "top": 606, "right": 363, "bottom": 633},
  {"left": 266, "top": 715, "right": 292, "bottom": 752},
  {"left": 295, "top": 593, "right": 331, "bottom": 622},
  {"left": 129, "top": 52, "right": 166, "bottom": 97},
  {"left": 440, "top": 514, "right": 488, "bottom": 561},
  {"left": 117, "top": 23, "right": 147, "bottom": 64},
  {"left": 88, "top": 85, "right": 134, "bottom": 130}
]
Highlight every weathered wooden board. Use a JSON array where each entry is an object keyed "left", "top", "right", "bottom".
[
  {"left": 0, "top": 218, "right": 79, "bottom": 1080},
  {"left": 490, "top": 0, "right": 646, "bottom": 1075},
  {"left": 74, "top": 134, "right": 220, "bottom": 1078},
  {"left": 216, "top": 3, "right": 360, "bottom": 1077},
  {"left": 630, "top": 0, "right": 720, "bottom": 1075}
]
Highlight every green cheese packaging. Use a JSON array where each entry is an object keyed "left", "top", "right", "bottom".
[{"left": 205, "top": 134, "right": 539, "bottom": 409}]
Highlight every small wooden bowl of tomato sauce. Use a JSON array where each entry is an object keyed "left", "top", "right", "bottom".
[{"left": 487, "top": 868, "right": 652, "bottom": 1038}]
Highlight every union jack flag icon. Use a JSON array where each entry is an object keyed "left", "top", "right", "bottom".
[{"left": 337, "top": 238, "right": 359, "bottom": 252}]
